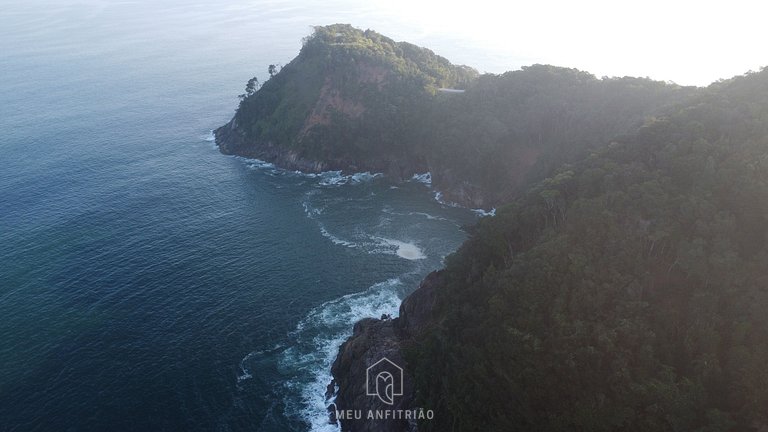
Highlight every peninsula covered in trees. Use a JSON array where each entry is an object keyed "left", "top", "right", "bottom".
[
  {"left": 217, "top": 24, "right": 768, "bottom": 431},
  {"left": 217, "top": 24, "right": 692, "bottom": 208}
]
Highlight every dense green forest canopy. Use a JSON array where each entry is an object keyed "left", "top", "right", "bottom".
[
  {"left": 232, "top": 24, "right": 477, "bottom": 165},
  {"left": 417, "top": 65, "right": 695, "bottom": 204},
  {"left": 407, "top": 67, "right": 768, "bottom": 431},
  {"left": 227, "top": 25, "right": 768, "bottom": 431},
  {"left": 230, "top": 25, "right": 695, "bottom": 205}
]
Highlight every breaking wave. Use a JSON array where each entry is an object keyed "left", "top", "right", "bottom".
[
  {"left": 279, "top": 279, "right": 403, "bottom": 431},
  {"left": 318, "top": 171, "right": 382, "bottom": 187},
  {"left": 411, "top": 172, "right": 432, "bottom": 185},
  {"left": 472, "top": 207, "right": 496, "bottom": 217}
]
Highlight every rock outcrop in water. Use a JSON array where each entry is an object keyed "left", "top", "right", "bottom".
[
  {"left": 327, "top": 271, "right": 444, "bottom": 432},
  {"left": 328, "top": 318, "right": 412, "bottom": 432}
]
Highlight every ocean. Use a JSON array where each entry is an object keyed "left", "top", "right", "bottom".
[{"left": 0, "top": 1, "right": 480, "bottom": 430}]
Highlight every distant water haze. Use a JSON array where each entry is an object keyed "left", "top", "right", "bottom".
[{"left": 2, "top": 0, "right": 764, "bottom": 91}]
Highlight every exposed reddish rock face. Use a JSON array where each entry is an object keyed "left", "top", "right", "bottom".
[
  {"left": 357, "top": 63, "right": 389, "bottom": 89},
  {"left": 301, "top": 77, "right": 366, "bottom": 135},
  {"left": 300, "top": 63, "right": 388, "bottom": 137}
]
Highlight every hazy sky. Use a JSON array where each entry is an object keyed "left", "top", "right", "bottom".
[
  {"left": 345, "top": 0, "right": 767, "bottom": 86},
  {"left": 3, "top": 0, "right": 764, "bottom": 87}
]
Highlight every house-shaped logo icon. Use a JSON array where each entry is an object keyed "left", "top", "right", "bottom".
[{"left": 366, "top": 357, "right": 403, "bottom": 405}]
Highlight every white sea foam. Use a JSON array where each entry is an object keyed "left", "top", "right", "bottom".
[
  {"left": 246, "top": 160, "right": 275, "bottom": 170},
  {"left": 472, "top": 207, "right": 496, "bottom": 217},
  {"left": 279, "top": 279, "right": 403, "bottom": 431},
  {"left": 411, "top": 172, "right": 432, "bottom": 185},
  {"left": 317, "top": 171, "right": 382, "bottom": 187},
  {"left": 231, "top": 154, "right": 384, "bottom": 190},
  {"left": 302, "top": 195, "right": 359, "bottom": 249},
  {"left": 306, "top": 203, "right": 428, "bottom": 258},
  {"left": 410, "top": 172, "right": 492, "bottom": 216},
  {"left": 237, "top": 351, "right": 258, "bottom": 383},
  {"left": 410, "top": 211, "right": 447, "bottom": 221},
  {"left": 232, "top": 155, "right": 280, "bottom": 175},
  {"left": 317, "top": 171, "right": 347, "bottom": 186},
  {"left": 433, "top": 191, "right": 461, "bottom": 208},
  {"left": 349, "top": 172, "right": 382, "bottom": 183},
  {"left": 236, "top": 343, "right": 287, "bottom": 389},
  {"left": 374, "top": 237, "right": 427, "bottom": 260},
  {"left": 318, "top": 225, "right": 357, "bottom": 248},
  {"left": 381, "top": 206, "right": 447, "bottom": 222},
  {"left": 301, "top": 198, "right": 322, "bottom": 218},
  {"left": 202, "top": 129, "right": 215, "bottom": 142}
]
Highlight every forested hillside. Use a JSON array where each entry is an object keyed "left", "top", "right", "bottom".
[
  {"left": 219, "top": 24, "right": 477, "bottom": 177},
  {"left": 220, "top": 26, "right": 768, "bottom": 431},
  {"left": 218, "top": 25, "right": 694, "bottom": 207},
  {"left": 407, "top": 68, "right": 768, "bottom": 431},
  {"left": 417, "top": 66, "right": 695, "bottom": 205}
]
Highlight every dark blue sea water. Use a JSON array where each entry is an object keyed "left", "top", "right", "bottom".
[{"left": 0, "top": 2, "right": 480, "bottom": 430}]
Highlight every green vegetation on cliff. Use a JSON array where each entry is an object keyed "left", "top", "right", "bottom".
[
  {"left": 230, "top": 24, "right": 476, "bottom": 170},
  {"left": 407, "top": 68, "right": 768, "bottom": 431},
  {"left": 224, "top": 25, "right": 693, "bottom": 206},
  {"left": 417, "top": 66, "right": 694, "bottom": 205},
  {"left": 225, "top": 25, "right": 768, "bottom": 432}
]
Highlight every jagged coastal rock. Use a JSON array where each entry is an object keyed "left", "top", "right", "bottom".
[
  {"left": 216, "top": 118, "right": 334, "bottom": 173},
  {"left": 327, "top": 271, "right": 444, "bottom": 432},
  {"left": 328, "top": 318, "right": 413, "bottom": 432}
]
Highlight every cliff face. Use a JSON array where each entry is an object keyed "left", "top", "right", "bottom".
[
  {"left": 218, "top": 26, "right": 691, "bottom": 208},
  {"left": 327, "top": 271, "right": 444, "bottom": 432},
  {"left": 216, "top": 23, "right": 478, "bottom": 199},
  {"left": 216, "top": 118, "right": 332, "bottom": 172},
  {"left": 329, "top": 318, "right": 412, "bottom": 432}
]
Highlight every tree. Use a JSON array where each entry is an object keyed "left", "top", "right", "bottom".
[{"left": 239, "top": 77, "right": 259, "bottom": 99}]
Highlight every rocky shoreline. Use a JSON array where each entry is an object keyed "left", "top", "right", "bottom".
[
  {"left": 214, "top": 123, "right": 488, "bottom": 428},
  {"left": 215, "top": 121, "right": 494, "bottom": 209},
  {"left": 215, "top": 122, "right": 461, "bottom": 428},
  {"left": 215, "top": 119, "right": 338, "bottom": 173},
  {"left": 215, "top": 118, "right": 432, "bottom": 183},
  {"left": 325, "top": 271, "right": 445, "bottom": 432}
]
